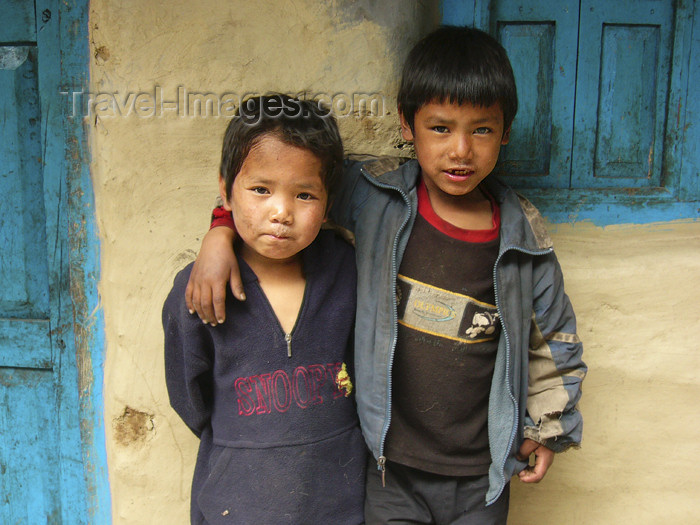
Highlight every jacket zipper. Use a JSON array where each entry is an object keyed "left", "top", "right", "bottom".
[
  {"left": 490, "top": 244, "right": 551, "bottom": 504},
  {"left": 285, "top": 332, "right": 292, "bottom": 358},
  {"left": 377, "top": 455, "right": 387, "bottom": 487},
  {"left": 360, "top": 167, "right": 413, "bottom": 483},
  {"left": 255, "top": 277, "right": 310, "bottom": 360}
]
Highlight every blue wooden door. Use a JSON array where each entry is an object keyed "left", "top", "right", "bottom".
[
  {"left": 0, "top": 1, "right": 88, "bottom": 522},
  {"left": 446, "top": 0, "right": 677, "bottom": 191}
]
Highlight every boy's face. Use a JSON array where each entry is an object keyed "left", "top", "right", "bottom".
[
  {"left": 400, "top": 100, "right": 510, "bottom": 205},
  {"left": 220, "top": 135, "right": 328, "bottom": 264}
]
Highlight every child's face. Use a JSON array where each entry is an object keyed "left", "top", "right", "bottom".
[
  {"left": 400, "top": 100, "right": 510, "bottom": 203},
  {"left": 220, "top": 135, "right": 328, "bottom": 264}
]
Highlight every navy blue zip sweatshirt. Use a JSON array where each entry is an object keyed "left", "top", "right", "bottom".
[{"left": 163, "top": 230, "right": 365, "bottom": 524}]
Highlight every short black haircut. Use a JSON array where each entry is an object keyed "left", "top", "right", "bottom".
[
  {"left": 398, "top": 26, "right": 518, "bottom": 133},
  {"left": 220, "top": 94, "right": 343, "bottom": 205}
]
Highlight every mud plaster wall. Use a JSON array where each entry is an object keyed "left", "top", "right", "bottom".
[{"left": 87, "top": 1, "right": 700, "bottom": 523}]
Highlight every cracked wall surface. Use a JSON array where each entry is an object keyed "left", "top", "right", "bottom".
[{"left": 88, "top": 1, "right": 700, "bottom": 523}]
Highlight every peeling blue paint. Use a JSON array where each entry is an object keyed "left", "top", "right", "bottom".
[
  {"left": 47, "top": 0, "right": 111, "bottom": 521},
  {"left": 59, "top": 0, "right": 112, "bottom": 521}
]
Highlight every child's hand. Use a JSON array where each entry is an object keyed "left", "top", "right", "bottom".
[
  {"left": 185, "top": 226, "right": 244, "bottom": 325},
  {"left": 516, "top": 438, "right": 554, "bottom": 483}
]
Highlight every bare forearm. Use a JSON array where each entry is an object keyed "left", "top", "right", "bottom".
[{"left": 185, "top": 225, "right": 242, "bottom": 325}]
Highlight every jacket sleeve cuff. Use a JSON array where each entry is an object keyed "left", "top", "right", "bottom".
[{"left": 523, "top": 412, "right": 582, "bottom": 453}]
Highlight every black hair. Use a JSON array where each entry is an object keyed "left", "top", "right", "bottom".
[
  {"left": 220, "top": 94, "right": 343, "bottom": 206},
  {"left": 398, "top": 26, "right": 518, "bottom": 133}
]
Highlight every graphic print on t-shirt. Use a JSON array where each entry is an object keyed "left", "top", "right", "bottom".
[{"left": 396, "top": 274, "right": 500, "bottom": 344}]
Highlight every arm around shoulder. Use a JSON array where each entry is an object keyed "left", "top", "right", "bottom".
[{"left": 185, "top": 225, "right": 243, "bottom": 325}]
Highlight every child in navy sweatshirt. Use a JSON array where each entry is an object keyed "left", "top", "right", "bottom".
[{"left": 163, "top": 94, "right": 366, "bottom": 524}]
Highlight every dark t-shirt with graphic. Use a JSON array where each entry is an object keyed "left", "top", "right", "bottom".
[{"left": 385, "top": 181, "right": 501, "bottom": 476}]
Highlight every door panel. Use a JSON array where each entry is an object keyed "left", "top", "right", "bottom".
[
  {"left": 487, "top": 1, "right": 579, "bottom": 188},
  {"left": 0, "top": 43, "right": 52, "bottom": 370},
  {"left": 0, "top": 45, "right": 48, "bottom": 318},
  {"left": 0, "top": 369, "right": 60, "bottom": 522},
  {"left": 0, "top": 0, "right": 36, "bottom": 42},
  {"left": 573, "top": 0, "right": 674, "bottom": 187}
]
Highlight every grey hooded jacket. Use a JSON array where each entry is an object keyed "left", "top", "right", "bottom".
[{"left": 330, "top": 156, "right": 586, "bottom": 505}]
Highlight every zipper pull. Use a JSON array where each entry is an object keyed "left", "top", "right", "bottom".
[
  {"left": 285, "top": 333, "right": 292, "bottom": 358},
  {"left": 377, "top": 456, "right": 387, "bottom": 487}
]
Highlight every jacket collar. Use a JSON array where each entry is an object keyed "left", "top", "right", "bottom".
[
  {"left": 364, "top": 157, "right": 552, "bottom": 253},
  {"left": 363, "top": 156, "right": 419, "bottom": 194},
  {"left": 483, "top": 176, "right": 553, "bottom": 252}
]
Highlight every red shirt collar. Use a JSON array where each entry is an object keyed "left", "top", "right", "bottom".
[{"left": 417, "top": 178, "right": 500, "bottom": 242}]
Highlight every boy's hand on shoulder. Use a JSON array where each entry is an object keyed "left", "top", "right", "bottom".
[
  {"left": 185, "top": 226, "right": 244, "bottom": 325},
  {"left": 516, "top": 438, "right": 554, "bottom": 483}
]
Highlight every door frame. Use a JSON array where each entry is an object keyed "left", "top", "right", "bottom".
[{"left": 40, "top": 0, "right": 111, "bottom": 521}]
